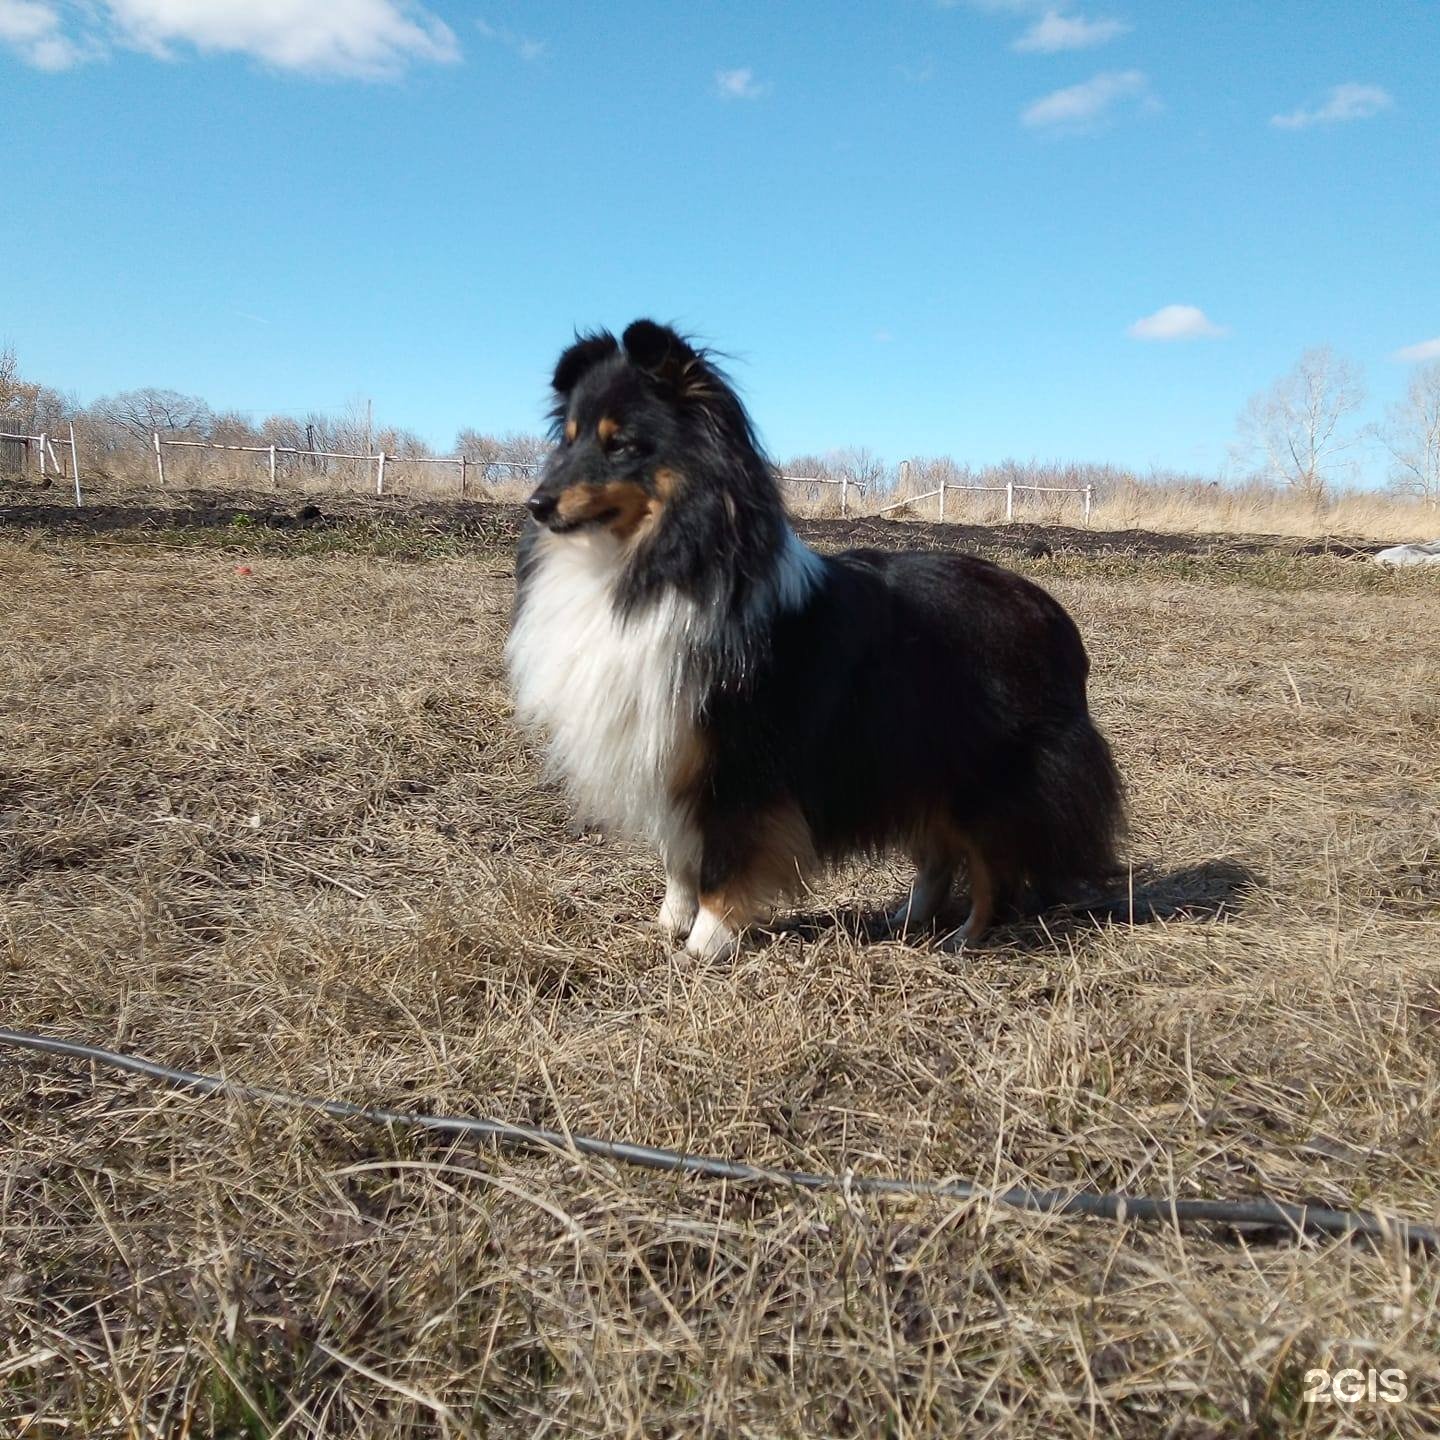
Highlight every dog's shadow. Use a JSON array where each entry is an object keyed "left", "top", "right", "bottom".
[{"left": 771, "top": 858, "right": 1261, "bottom": 953}]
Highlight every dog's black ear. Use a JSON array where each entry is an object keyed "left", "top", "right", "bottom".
[
  {"left": 622, "top": 320, "right": 686, "bottom": 371},
  {"left": 622, "top": 320, "right": 711, "bottom": 400},
  {"left": 552, "top": 331, "right": 619, "bottom": 395}
]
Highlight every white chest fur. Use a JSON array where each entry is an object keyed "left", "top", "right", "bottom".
[{"left": 505, "top": 532, "right": 702, "bottom": 860}]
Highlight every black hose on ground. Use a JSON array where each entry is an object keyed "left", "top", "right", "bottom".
[{"left": 1, "top": 1026, "right": 1434, "bottom": 1252}]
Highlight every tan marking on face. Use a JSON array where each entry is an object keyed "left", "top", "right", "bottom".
[
  {"left": 564, "top": 417, "right": 578, "bottom": 443},
  {"left": 597, "top": 416, "right": 620, "bottom": 443},
  {"left": 624, "top": 466, "right": 682, "bottom": 534},
  {"left": 699, "top": 802, "right": 816, "bottom": 928},
  {"left": 553, "top": 480, "right": 654, "bottom": 540}
]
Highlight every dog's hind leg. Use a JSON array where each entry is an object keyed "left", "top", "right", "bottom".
[
  {"left": 877, "top": 813, "right": 967, "bottom": 941},
  {"left": 883, "top": 857, "right": 957, "bottom": 939},
  {"left": 942, "top": 840, "right": 996, "bottom": 951}
]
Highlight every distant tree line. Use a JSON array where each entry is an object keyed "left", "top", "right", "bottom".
[{"left": 2, "top": 343, "right": 1436, "bottom": 508}]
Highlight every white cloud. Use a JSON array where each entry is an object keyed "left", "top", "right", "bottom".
[
  {"left": 2, "top": 0, "right": 459, "bottom": 77},
  {"left": 1128, "top": 305, "right": 1228, "bottom": 342},
  {"left": 476, "top": 18, "right": 545, "bottom": 62},
  {"left": 0, "top": 0, "right": 54, "bottom": 41},
  {"left": 873, "top": 328, "right": 895, "bottom": 344},
  {"left": 896, "top": 60, "right": 935, "bottom": 84},
  {"left": 1271, "top": 82, "right": 1393, "bottom": 130},
  {"left": 0, "top": 0, "right": 81, "bottom": 69},
  {"left": 1021, "top": 68, "right": 1148, "bottom": 130},
  {"left": 108, "top": 0, "right": 459, "bottom": 76},
  {"left": 715, "top": 66, "right": 768, "bottom": 101},
  {"left": 1013, "top": 10, "right": 1129, "bottom": 52},
  {"left": 1392, "top": 337, "right": 1440, "bottom": 364}
]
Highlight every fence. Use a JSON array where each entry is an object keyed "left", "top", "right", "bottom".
[
  {"left": 152, "top": 435, "right": 540, "bottom": 497},
  {"left": 875, "top": 461, "right": 1093, "bottom": 525},
  {"left": 148, "top": 435, "right": 848, "bottom": 510},
  {"left": 777, "top": 472, "right": 860, "bottom": 516},
  {"left": 0, "top": 426, "right": 82, "bottom": 506},
  {"left": 6, "top": 428, "right": 1095, "bottom": 526}
]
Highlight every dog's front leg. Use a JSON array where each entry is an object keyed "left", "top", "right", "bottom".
[
  {"left": 657, "top": 868, "right": 699, "bottom": 940},
  {"left": 655, "top": 820, "right": 702, "bottom": 941},
  {"left": 684, "top": 818, "right": 753, "bottom": 963},
  {"left": 684, "top": 802, "right": 809, "bottom": 963},
  {"left": 685, "top": 901, "right": 742, "bottom": 963}
]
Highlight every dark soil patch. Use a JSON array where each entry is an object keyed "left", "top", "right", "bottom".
[{"left": 0, "top": 488, "right": 1395, "bottom": 559}]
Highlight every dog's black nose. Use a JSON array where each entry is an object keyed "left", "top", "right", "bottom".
[{"left": 526, "top": 491, "right": 558, "bottom": 523}]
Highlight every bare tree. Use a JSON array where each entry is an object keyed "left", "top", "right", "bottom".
[
  {"left": 0, "top": 346, "right": 23, "bottom": 413},
  {"left": 498, "top": 431, "right": 550, "bottom": 467},
  {"left": 1233, "top": 346, "right": 1365, "bottom": 505},
  {"left": 829, "top": 446, "right": 889, "bottom": 497},
  {"left": 777, "top": 453, "right": 833, "bottom": 481},
  {"left": 907, "top": 455, "right": 970, "bottom": 496},
  {"left": 211, "top": 411, "right": 260, "bottom": 447},
  {"left": 0, "top": 347, "right": 70, "bottom": 432},
  {"left": 1374, "top": 360, "right": 1440, "bottom": 509},
  {"left": 456, "top": 428, "right": 549, "bottom": 468},
  {"left": 455, "top": 428, "right": 505, "bottom": 466},
  {"left": 93, "top": 387, "right": 213, "bottom": 443},
  {"left": 375, "top": 425, "right": 432, "bottom": 459}
]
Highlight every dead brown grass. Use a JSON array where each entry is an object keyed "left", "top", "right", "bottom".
[
  {"left": 2, "top": 519, "right": 1439, "bottom": 1437},
  {"left": 14, "top": 456, "right": 1436, "bottom": 543},
  {"left": 852, "top": 480, "right": 1436, "bottom": 543}
]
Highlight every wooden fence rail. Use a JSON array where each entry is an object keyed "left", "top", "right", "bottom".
[
  {"left": 876, "top": 475, "right": 1093, "bottom": 523},
  {"left": 2, "top": 425, "right": 82, "bottom": 505},
  {"left": 7, "top": 426, "right": 1093, "bottom": 525},
  {"left": 154, "top": 435, "right": 542, "bottom": 497}
]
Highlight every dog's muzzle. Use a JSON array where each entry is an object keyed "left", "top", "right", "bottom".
[{"left": 525, "top": 490, "right": 558, "bottom": 524}]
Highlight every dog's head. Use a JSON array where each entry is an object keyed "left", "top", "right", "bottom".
[{"left": 524, "top": 320, "right": 744, "bottom": 540}]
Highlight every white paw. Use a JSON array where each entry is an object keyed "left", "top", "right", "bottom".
[
  {"left": 656, "top": 880, "right": 698, "bottom": 940},
  {"left": 684, "top": 906, "right": 738, "bottom": 962}
]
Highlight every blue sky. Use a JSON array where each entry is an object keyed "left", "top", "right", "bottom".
[{"left": 3, "top": 0, "right": 1438, "bottom": 480}]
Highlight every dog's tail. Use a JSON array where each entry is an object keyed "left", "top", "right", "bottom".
[{"left": 1018, "top": 715, "right": 1126, "bottom": 902}]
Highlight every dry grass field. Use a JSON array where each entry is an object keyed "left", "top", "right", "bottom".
[
  {"left": 2, "top": 504, "right": 1439, "bottom": 1437},
  {"left": 11, "top": 457, "right": 1437, "bottom": 544}
]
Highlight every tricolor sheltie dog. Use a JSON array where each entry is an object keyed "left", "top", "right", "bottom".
[{"left": 507, "top": 321, "right": 1124, "bottom": 961}]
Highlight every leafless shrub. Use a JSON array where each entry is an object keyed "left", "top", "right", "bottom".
[
  {"left": 1233, "top": 345, "right": 1366, "bottom": 506},
  {"left": 1375, "top": 360, "right": 1440, "bottom": 509}
]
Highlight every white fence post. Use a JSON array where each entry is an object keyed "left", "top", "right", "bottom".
[
  {"left": 1005, "top": 478, "right": 1014, "bottom": 522},
  {"left": 375, "top": 451, "right": 386, "bottom": 496},
  {"left": 69, "top": 423, "right": 82, "bottom": 507},
  {"left": 1083, "top": 484, "right": 1093, "bottom": 526},
  {"left": 938, "top": 474, "right": 947, "bottom": 523},
  {"left": 459, "top": 454, "right": 468, "bottom": 497},
  {"left": 37, "top": 433, "right": 46, "bottom": 482},
  {"left": 840, "top": 472, "right": 848, "bottom": 517},
  {"left": 153, "top": 431, "right": 166, "bottom": 486},
  {"left": 269, "top": 444, "right": 277, "bottom": 489}
]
